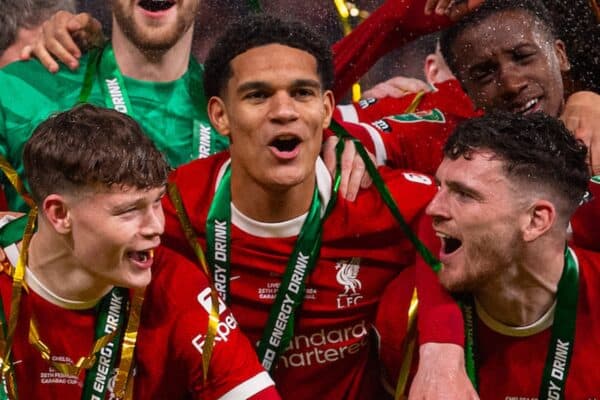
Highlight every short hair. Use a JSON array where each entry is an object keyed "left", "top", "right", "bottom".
[
  {"left": 24, "top": 104, "right": 170, "bottom": 204},
  {"left": 203, "top": 14, "right": 334, "bottom": 98},
  {"left": 439, "top": 0, "right": 557, "bottom": 79},
  {"left": 0, "top": 0, "right": 76, "bottom": 56},
  {"left": 444, "top": 111, "right": 589, "bottom": 219}
]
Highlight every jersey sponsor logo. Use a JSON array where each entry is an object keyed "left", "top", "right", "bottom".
[
  {"left": 335, "top": 258, "right": 362, "bottom": 309},
  {"left": 198, "top": 123, "right": 212, "bottom": 159},
  {"left": 384, "top": 108, "right": 446, "bottom": 124},
  {"left": 358, "top": 97, "right": 378, "bottom": 109},
  {"left": 402, "top": 172, "right": 432, "bottom": 186},
  {"left": 192, "top": 287, "right": 238, "bottom": 353},
  {"left": 372, "top": 119, "right": 391, "bottom": 132},
  {"left": 277, "top": 320, "right": 369, "bottom": 368},
  {"left": 105, "top": 78, "right": 128, "bottom": 113}
]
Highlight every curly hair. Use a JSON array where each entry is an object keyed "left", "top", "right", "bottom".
[
  {"left": 24, "top": 104, "right": 171, "bottom": 204},
  {"left": 444, "top": 111, "right": 589, "bottom": 219},
  {"left": 203, "top": 14, "right": 334, "bottom": 98},
  {"left": 439, "top": 0, "right": 557, "bottom": 80}
]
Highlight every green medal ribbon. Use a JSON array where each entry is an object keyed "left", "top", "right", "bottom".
[
  {"left": 77, "top": 43, "right": 215, "bottom": 160},
  {"left": 206, "top": 159, "right": 341, "bottom": 372},
  {"left": 458, "top": 296, "right": 478, "bottom": 390},
  {"left": 0, "top": 278, "right": 129, "bottom": 400},
  {"left": 254, "top": 184, "right": 326, "bottom": 371},
  {"left": 460, "top": 247, "right": 579, "bottom": 399},
  {"left": 204, "top": 121, "right": 436, "bottom": 373},
  {"left": 205, "top": 167, "right": 232, "bottom": 303},
  {"left": 203, "top": 121, "right": 436, "bottom": 372},
  {"left": 0, "top": 215, "right": 131, "bottom": 400},
  {"left": 328, "top": 120, "right": 442, "bottom": 272},
  {"left": 328, "top": 120, "right": 447, "bottom": 398},
  {"left": 81, "top": 287, "right": 129, "bottom": 400}
]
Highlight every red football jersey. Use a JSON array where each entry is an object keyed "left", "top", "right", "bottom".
[
  {"left": 0, "top": 244, "right": 278, "bottom": 399},
  {"left": 334, "top": 79, "right": 481, "bottom": 175},
  {"left": 376, "top": 246, "right": 600, "bottom": 399},
  {"left": 332, "top": 0, "right": 453, "bottom": 101},
  {"left": 162, "top": 152, "right": 463, "bottom": 399}
]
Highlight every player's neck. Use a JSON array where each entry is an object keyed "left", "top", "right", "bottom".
[
  {"left": 230, "top": 167, "right": 317, "bottom": 223},
  {"left": 475, "top": 240, "right": 565, "bottom": 327},
  {"left": 27, "top": 228, "right": 113, "bottom": 304},
  {"left": 111, "top": 22, "right": 193, "bottom": 82}
]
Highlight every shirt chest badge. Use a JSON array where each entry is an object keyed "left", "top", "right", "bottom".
[{"left": 335, "top": 257, "right": 363, "bottom": 309}]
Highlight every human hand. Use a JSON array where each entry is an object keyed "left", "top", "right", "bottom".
[
  {"left": 322, "top": 135, "right": 375, "bottom": 202},
  {"left": 424, "top": 0, "right": 484, "bottom": 21},
  {"left": 561, "top": 91, "right": 600, "bottom": 176},
  {"left": 408, "top": 343, "right": 479, "bottom": 400},
  {"left": 362, "top": 76, "right": 432, "bottom": 99},
  {"left": 20, "top": 11, "right": 104, "bottom": 73}
]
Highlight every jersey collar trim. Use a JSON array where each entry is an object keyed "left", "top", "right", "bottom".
[
  {"left": 475, "top": 296, "right": 556, "bottom": 337},
  {"left": 216, "top": 157, "right": 332, "bottom": 238},
  {"left": 3, "top": 244, "right": 108, "bottom": 310},
  {"left": 475, "top": 247, "right": 580, "bottom": 337}
]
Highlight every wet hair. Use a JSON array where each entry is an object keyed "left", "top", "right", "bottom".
[
  {"left": 203, "top": 14, "right": 334, "bottom": 98},
  {"left": 444, "top": 111, "right": 589, "bottom": 219},
  {"left": 439, "top": 0, "right": 558, "bottom": 79},
  {"left": 24, "top": 104, "right": 170, "bottom": 204}
]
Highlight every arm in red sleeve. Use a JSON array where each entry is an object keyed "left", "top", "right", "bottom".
[
  {"left": 332, "top": 0, "right": 451, "bottom": 101},
  {"left": 415, "top": 214, "right": 464, "bottom": 346}
]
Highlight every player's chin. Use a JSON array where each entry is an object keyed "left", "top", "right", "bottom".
[
  {"left": 438, "top": 264, "right": 468, "bottom": 294},
  {"left": 122, "top": 267, "right": 153, "bottom": 290},
  {"left": 269, "top": 168, "right": 312, "bottom": 188}
]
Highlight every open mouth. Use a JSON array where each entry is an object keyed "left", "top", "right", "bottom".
[
  {"left": 269, "top": 136, "right": 301, "bottom": 153},
  {"left": 436, "top": 232, "right": 462, "bottom": 255},
  {"left": 127, "top": 249, "right": 155, "bottom": 264},
  {"left": 138, "top": 0, "right": 176, "bottom": 12},
  {"left": 512, "top": 98, "right": 540, "bottom": 115}
]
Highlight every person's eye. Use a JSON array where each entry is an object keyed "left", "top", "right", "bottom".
[
  {"left": 293, "top": 88, "right": 316, "bottom": 98},
  {"left": 245, "top": 91, "right": 268, "bottom": 100},
  {"left": 515, "top": 52, "right": 535, "bottom": 63},
  {"left": 454, "top": 189, "right": 474, "bottom": 201},
  {"left": 115, "top": 207, "right": 140, "bottom": 217},
  {"left": 472, "top": 70, "right": 494, "bottom": 84}
]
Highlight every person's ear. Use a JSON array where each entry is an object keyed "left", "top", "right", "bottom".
[
  {"left": 522, "top": 199, "right": 556, "bottom": 242},
  {"left": 42, "top": 194, "right": 72, "bottom": 234},
  {"left": 321, "top": 90, "right": 335, "bottom": 129},
  {"left": 424, "top": 54, "right": 441, "bottom": 84},
  {"left": 553, "top": 39, "right": 571, "bottom": 73},
  {"left": 208, "top": 96, "right": 231, "bottom": 137}
]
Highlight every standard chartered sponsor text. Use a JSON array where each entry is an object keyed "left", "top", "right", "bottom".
[{"left": 277, "top": 320, "right": 368, "bottom": 368}]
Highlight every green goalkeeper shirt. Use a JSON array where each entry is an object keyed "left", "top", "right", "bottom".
[{"left": 0, "top": 43, "right": 228, "bottom": 211}]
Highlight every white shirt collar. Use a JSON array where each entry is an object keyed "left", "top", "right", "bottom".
[{"left": 216, "top": 157, "right": 332, "bottom": 238}]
